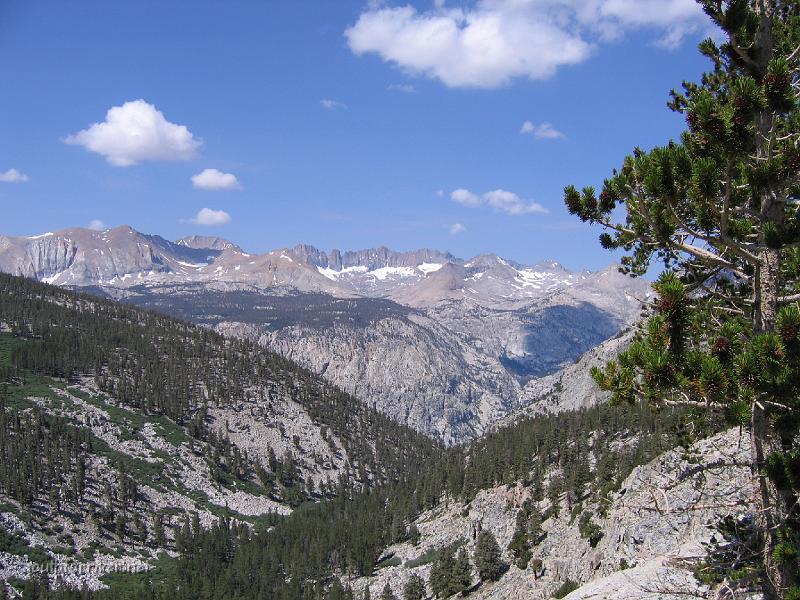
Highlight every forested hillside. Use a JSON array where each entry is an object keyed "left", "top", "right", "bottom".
[
  {"left": 0, "top": 272, "right": 437, "bottom": 483},
  {"left": 0, "top": 273, "right": 441, "bottom": 594},
  {"left": 17, "top": 394, "right": 722, "bottom": 600}
]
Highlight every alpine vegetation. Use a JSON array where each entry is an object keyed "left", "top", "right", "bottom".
[{"left": 566, "top": 2, "right": 800, "bottom": 597}]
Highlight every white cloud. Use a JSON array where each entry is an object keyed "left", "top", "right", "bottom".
[
  {"left": 0, "top": 168, "right": 29, "bottom": 183},
  {"left": 345, "top": 0, "right": 709, "bottom": 88},
  {"left": 520, "top": 120, "right": 565, "bottom": 139},
  {"left": 484, "top": 189, "right": 547, "bottom": 215},
  {"left": 186, "top": 208, "right": 231, "bottom": 226},
  {"left": 320, "top": 99, "right": 347, "bottom": 110},
  {"left": 87, "top": 219, "right": 106, "bottom": 230},
  {"left": 449, "top": 222, "right": 466, "bottom": 235},
  {"left": 63, "top": 100, "right": 201, "bottom": 166},
  {"left": 435, "top": 189, "right": 445, "bottom": 197},
  {"left": 450, "top": 187, "right": 548, "bottom": 216},
  {"left": 451, "top": 188, "right": 482, "bottom": 207},
  {"left": 596, "top": 0, "right": 710, "bottom": 48},
  {"left": 192, "top": 168, "right": 242, "bottom": 191}
]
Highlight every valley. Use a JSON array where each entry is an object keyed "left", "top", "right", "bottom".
[
  {"left": 0, "top": 226, "right": 650, "bottom": 442},
  {"left": 0, "top": 273, "right": 743, "bottom": 599}
]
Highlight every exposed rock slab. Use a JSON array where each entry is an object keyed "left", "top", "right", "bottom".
[{"left": 350, "top": 428, "right": 755, "bottom": 600}]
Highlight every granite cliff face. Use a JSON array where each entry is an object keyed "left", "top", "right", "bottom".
[
  {"left": 213, "top": 270, "right": 648, "bottom": 443},
  {"left": 349, "top": 428, "right": 755, "bottom": 600},
  {"left": 0, "top": 226, "right": 652, "bottom": 442},
  {"left": 292, "top": 244, "right": 456, "bottom": 271},
  {"left": 218, "top": 310, "right": 521, "bottom": 443}
]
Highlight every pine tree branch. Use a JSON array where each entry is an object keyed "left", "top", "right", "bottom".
[
  {"left": 730, "top": 39, "right": 760, "bottom": 74},
  {"left": 730, "top": 205, "right": 762, "bottom": 220},
  {"left": 658, "top": 397, "right": 727, "bottom": 410},
  {"left": 787, "top": 42, "right": 800, "bottom": 63},
  {"left": 767, "top": 114, "right": 777, "bottom": 161},
  {"left": 594, "top": 219, "right": 636, "bottom": 238},
  {"left": 683, "top": 264, "right": 752, "bottom": 306},
  {"left": 712, "top": 305, "right": 746, "bottom": 316},
  {"left": 775, "top": 131, "right": 800, "bottom": 141},
  {"left": 621, "top": 170, "right": 754, "bottom": 276},
  {"left": 761, "top": 399, "right": 794, "bottom": 412},
  {"left": 777, "top": 292, "right": 800, "bottom": 304},
  {"left": 670, "top": 241, "right": 746, "bottom": 275},
  {"left": 665, "top": 202, "right": 761, "bottom": 266},
  {"left": 721, "top": 165, "right": 732, "bottom": 238}
]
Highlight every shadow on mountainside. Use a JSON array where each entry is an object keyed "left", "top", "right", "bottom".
[
  {"left": 499, "top": 302, "right": 622, "bottom": 382},
  {"left": 102, "top": 286, "right": 416, "bottom": 329}
]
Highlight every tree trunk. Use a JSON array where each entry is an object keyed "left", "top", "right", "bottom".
[
  {"left": 752, "top": 244, "right": 789, "bottom": 598},
  {"left": 755, "top": 248, "right": 780, "bottom": 334},
  {"left": 750, "top": 403, "right": 783, "bottom": 599},
  {"left": 751, "top": 0, "right": 786, "bottom": 579}
]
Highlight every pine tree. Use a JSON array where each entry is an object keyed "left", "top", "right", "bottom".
[
  {"left": 508, "top": 498, "right": 544, "bottom": 569},
  {"left": 454, "top": 547, "right": 472, "bottom": 592},
  {"left": 547, "top": 475, "right": 563, "bottom": 518},
  {"left": 564, "top": 2, "right": 800, "bottom": 596},
  {"left": 508, "top": 523, "right": 531, "bottom": 570},
  {"left": 429, "top": 546, "right": 459, "bottom": 598},
  {"left": 578, "top": 511, "right": 603, "bottom": 548},
  {"left": 403, "top": 574, "right": 426, "bottom": 600},
  {"left": 408, "top": 523, "right": 421, "bottom": 546},
  {"left": 474, "top": 531, "right": 504, "bottom": 582},
  {"left": 379, "top": 582, "right": 397, "bottom": 600},
  {"left": 329, "top": 579, "right": 349, "bottom": 600},
  {"left": 173, "top": 523, "right": 185, "bottom": 554},
  {"left": 115, "top": 513, "right": 127, "bottom": 541},
  {"left": 152, "top": 512, "right": 166, "bottom": 548},
  {"left": 527, "top": 502, "right": 544, "bottom": 546}
]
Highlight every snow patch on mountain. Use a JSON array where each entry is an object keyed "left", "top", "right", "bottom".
[
  {"left": 317, "top": 265, "right": 370, "bottom": 280},
  {"left": 371, "top": 266, "right": 417, "bottom": 280},
  {"left": 418, "top": 262, "right": 443, "bottom": 274}
]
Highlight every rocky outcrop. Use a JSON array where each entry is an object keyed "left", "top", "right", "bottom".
[
  {"left": 176, "top": 235, "right": 243, "bottom": 252},
  {"left": 349, "top": 428, "right": 755, "bottom": 600},
  {"left": 217, "top": 293, "right": 639, "bottom": 444},
  {"left": 291, "top": 244, "right": 456, "bottom": 272}
]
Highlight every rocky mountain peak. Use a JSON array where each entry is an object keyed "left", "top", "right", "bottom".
[
  {"left": 176, "top": 235, "right": 243, "bottom": 253},
  {"left": 464, "top": 253, "right": 516, "bottom": 269},
  {"left": 0, "top": 225, "right": 650, "bottom": 314},
  {"left": 290, "top": 244, "right": 458, "bottom": 272},
  {"left": 529, "top": 259, "right": 568, "bottom": 273}
]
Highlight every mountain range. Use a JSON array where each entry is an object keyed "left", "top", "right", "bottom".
[{"left": 0, "top": 225, "right": 652, "bottom": 442}]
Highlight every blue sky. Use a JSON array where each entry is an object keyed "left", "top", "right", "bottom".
[{"left": 0, "top": 1, "right": 715, "bottom": 271}]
